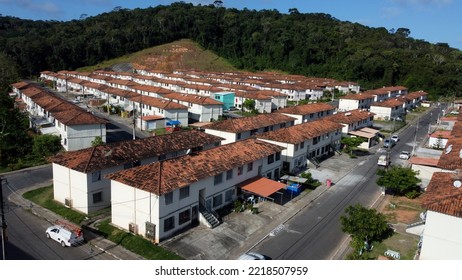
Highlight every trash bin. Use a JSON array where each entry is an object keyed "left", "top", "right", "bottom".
[{"left": 326, "top": 179, "right": 332, "bottom": 188}]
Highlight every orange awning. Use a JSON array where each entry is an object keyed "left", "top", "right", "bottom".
[{"left": 240, "top": 176, "right": 287, "bottom": 197}]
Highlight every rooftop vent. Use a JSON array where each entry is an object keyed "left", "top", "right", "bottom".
[{"left": 445, "top": 144, "right": 453, "bottom": 154}]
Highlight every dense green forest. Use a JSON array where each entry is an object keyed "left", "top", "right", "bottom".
[{"left": 1, "top": 2, "right": 462, "bottom": 99}]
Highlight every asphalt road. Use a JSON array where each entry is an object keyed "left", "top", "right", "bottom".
[
  {"left": 251, "top": 105, "right": 442, "bottom": 260},
  {"left": 0, "top": 165, "right": 117, "bottom": 260}
]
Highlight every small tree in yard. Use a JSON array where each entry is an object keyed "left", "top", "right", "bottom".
[
  {"left": 32, "top": 134, "right": 62, "bottom": 158},
  {"left": 376, "top": 166, "right": 421, "bottom": 198},
  {"left": 243, "top": 99, "right": 256, "bottom": 112},
  {"left": 340, "top": 204, "right": 390, "bottom": 259},
  {"left": 341, "top": 136, "right": 366, "bottom": 156}
]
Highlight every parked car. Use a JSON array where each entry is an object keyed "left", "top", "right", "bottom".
[
  {"left": 383, "top": 139, "right": 395, "bottom": 149},
  {"left": 377, "top": 154, "right": 390, "bottom": 166},
  {"left": 399, "top": 151, "right": 411, "bottom": 160},
  {"left": 45, "top": 224, "right": 84, "bottom": 247},
  {"left": 238, "top": 251, "right": 267, "bottom": 260},
  {"left": 391, "top": 134, "right": 400, "bottom": 142}
]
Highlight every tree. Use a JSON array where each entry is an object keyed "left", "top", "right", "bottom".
[
  {"left": 376, "top": 166, "right": 421, "bottom": 198},
  {"left": 340, "top": 136, "right": 366, "bottom": 156},
  {"left": 91, "top": 136, "right": 105, "bottom": 147},
  {"left": 32, "top": 134, "right": 62, "bottom": 158},
  {"left": 340, "top": 204, "right": 390, "bottom": 258},
  {"left": 243, "top": 99, "right": 256, "bottom": 112}
]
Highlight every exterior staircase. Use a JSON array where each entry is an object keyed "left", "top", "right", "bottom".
[{"left": 199, "top": 205, "right": 220, "bottom": 228}]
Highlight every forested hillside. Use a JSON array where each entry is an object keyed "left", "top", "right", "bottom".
[{"left": 1, "top": 2, "right": 461, "bottom": 99}]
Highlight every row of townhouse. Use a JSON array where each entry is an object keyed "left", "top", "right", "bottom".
[
  {"left": 48, "top": 100, "right": 377, "bottom": 243},
  {"left": 404, "top": 107, "right": 462, "bottom": 259},
  {"left": 40, "top": 72, "right": 223, "bottom": 126},
  {"left": 49, "top": 129, "right": 224, "bottom": 214},
  {"left": 11, "top": 82, "right": 107, "bottom": 151},
  {"left": 338, "top": 86, "right": 428, "bottom": 120}
]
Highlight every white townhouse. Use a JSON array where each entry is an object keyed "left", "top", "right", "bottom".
[
  {"left": 338, "top": 92, "right": 375, "bottom": 112},
  {"left": 105, "top": 138, "right": 286, "bottom": 243},
  {"left": 400, "top": 91, "right": 429, "bottom": 111},
  {"left": 128, "top": 95, "right": 189, "bottom": 130},
  {"left": 50, "top": 130, "right": 224, "bottom": 214},
  {"left": 101, "top": 87, "right": 140, "bottom": 110},
  {"left": 203, "top": 113, "right": 297, "bottom": 145},
  {"left": 420, "top": 172, "right": 462, "bottom": 260},
  {"left": 277, "top": 103, "right": 336, "bottom": 125},
  {"left": 162, "top": 92, "right": 223, "bottom": 122},
  {"left": 233, "top": 91, "right": 273, "bottom": 113},
  {"left": 324, "top": 109, "right": 375, "bottom": 135},
  {"left": 260, "top": 83, "right": 307, "bottom": 101},
  {"left": 369, "top": 98, "right": 406, "bottom": 120},
  {"left": 129, "top": 84, "right": 174, "bottom": 97},
  {"left": 254, "top": 90, "right": 288, "bottom": 111},
  {"left": 257, "top": 119, "right": 343, "bottom": 174},
  {"left": 13, "top": 82, "right": 107, "bottom": 151}
]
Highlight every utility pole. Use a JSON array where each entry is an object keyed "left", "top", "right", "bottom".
[{"left": 0, "top": 176, "right": 7, "bottom": 260}]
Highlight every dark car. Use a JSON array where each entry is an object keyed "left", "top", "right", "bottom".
[{"left": 383, "top": 139, "right": 395, "bottom": 149}]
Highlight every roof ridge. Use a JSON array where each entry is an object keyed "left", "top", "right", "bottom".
[{"left": 83, "top": 146, "right": 98, "bottom": 173}]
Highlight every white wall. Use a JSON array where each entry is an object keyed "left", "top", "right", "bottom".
[
  {"left": 204, "top": 129, "right": 237, "bottom": 145},
  {"left": 420, "top": 211, "right": 462, "bottom": 259},
  {"left": 338, "top": 99, "right": 359, "bottom": 112},
  {"left": 65, "top": 124, "right": 106, "bottom": 151}
]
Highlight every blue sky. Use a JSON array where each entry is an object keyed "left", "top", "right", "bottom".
[{"left": 1, "top": 0, "right": 461, "bottom": 50}]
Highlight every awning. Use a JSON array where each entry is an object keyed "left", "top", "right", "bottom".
[
  {"left": 349, "top": 127, "right": 380, "bottom": 139},
  {"left": 239, "top": 176, "right": 287, "bottom": 197},
  {"left": 280, "top": 175, "right": 308, "bottom": 184}
]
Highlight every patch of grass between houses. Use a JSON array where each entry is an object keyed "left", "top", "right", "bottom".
[{"left": 95, "top": 218, "right": 183, "bottom": 260}]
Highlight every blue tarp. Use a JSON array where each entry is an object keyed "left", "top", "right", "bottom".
[{"left": 166, "top": 120, "right": 181, "bottom": 126}]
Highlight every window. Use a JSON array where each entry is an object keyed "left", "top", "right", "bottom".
[
  {"left": 274, "top": 168, "right": 280, "bottom": 179},
  {"left": 300, "top": 141, "right": 305, "bottom": 149},
  {"left": 276, "top": 152, "right": 281, "bottom": 161},
  {"left": 164, "top": 192, "right": 173, "bottom": 205},
  {"left": 237, "top": 133, "right": 242, "bottom": 140},
  {"left": 179, "top": 209, "right": 191, "bottom": 225},
  {"left": 247, "top": 162, "right": 253, "bottom": 172},
  {"left": 225, "top": 189, "right": 234, "bottom": 202},
  {"left": 226, "top": 169, "right": 233, "bottom": 180},
  {"left": 266, "top": 172, "right": 272, "bottom": 179},
  {"left": 238, "top": 166, "right": 244, "bottom": 175},
  {"left": 267, "top": 154, "right": 274, "bottom": 164},
  {"left": 164, "top": 216, "right": 175, "bottom": 232},
  {"left": 179, "top": 186, "right": 190, "bottom": 200},
  {"left": 91, "top": 171, "right": 101, "bottom": 182},
  {"left": 92, "top": 191, "right": 102, "bottom": 204},
  {"left": 213, "top": 194, "right": 223, "bottom": 208},
  {"left": 214, "top": 173, "right": 223, "bottom": 185},
  {"left": 295, "top": 144, "right": 299, "bottom": 151}
]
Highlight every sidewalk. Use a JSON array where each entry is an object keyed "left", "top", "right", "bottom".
[{"left": 7, "top": 180, "right": 144, "bottom": 260}]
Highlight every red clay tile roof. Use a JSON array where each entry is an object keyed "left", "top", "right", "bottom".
[
  {"left": 52, "top": 108, "right": 108, "bottom": 125},
  {"left": 202, "top": 113, "right": 296, "bottom": 133},
  {"left": 11, "top": 81, "right": 31, "bottom": 90},
  {"left": 257, "top": 119, "right": 343, "bottom": 144},
  {"left": 371, "top": 98, "right": 405, "bottom": 108},
  {"left": 50, "top": 130, "right": 224, "bottom": 173},
  {"left": 105, "top": 138, "right": 285, "bottom": 195},
  {"left": 430, "top": 130, "right": 452, "bottom": 139},
  {"left": 340, "top": 93, "right": 375, "bottom": 101},
  {"left": 163, "top": 92, "right": 223, "bottom": 105},
  {"left": 437, "top": 138, "right": 462, "bottom": 170},
  {"left": 324, "top": 109, "right": 375, "bottom": 124},
  {"left": 129, "top": 95, "right": 188, "bottom": 110},
  {"left": 276, "top": 103, "right": 335, "bottom": 115},
  {"left": 422, "top": 172, "right": 462, "bottom": 218}
]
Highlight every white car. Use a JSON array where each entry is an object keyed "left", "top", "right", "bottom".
[
  {"left": 391, "top": 134, "right": 400, "bottom": 142},
  {"left": 238, "top": 252, "right": 267, "bottom": 260},
  {"left": 399, "top": 151, "right": 411, "bottom": 160}
]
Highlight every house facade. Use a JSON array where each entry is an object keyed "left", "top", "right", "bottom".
[
  {"left": 50, "top": 130, "right": 224, "bottom": 214},
  {"left": 277, "top": 103, "right": 336, "bottom": 125},
  {"left": 106, "top": 138, "right": 286, "bottom": 243},
  {"left": 203, "top": 113, "right": 296, "bottom": 145}
]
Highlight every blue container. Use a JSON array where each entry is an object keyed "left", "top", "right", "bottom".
[{"left": 286, "top": 183, "right": 301, "bottom": 195}]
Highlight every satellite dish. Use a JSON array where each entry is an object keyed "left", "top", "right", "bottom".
[
  {"left": 185, "top": 149, "right": 191, "bottom": 155},
  {"left": 454, "top": 180, "right": 462, "bottom": 188}
]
